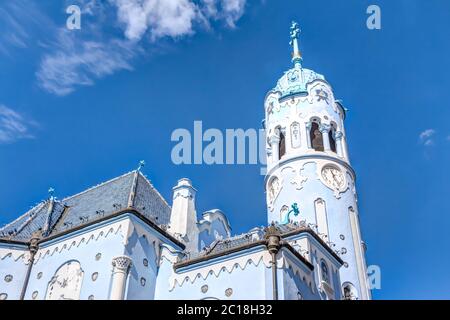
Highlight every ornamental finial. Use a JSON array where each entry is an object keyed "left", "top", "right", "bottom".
[
  {"left": 289, "top": 21, "right": 302, "bottom": 66},
  {"left": 137, "top": 160, "right": 145, "bottom": 171},
  {"left": 48, "top": 187, "right": 55, "bottom": 198}
]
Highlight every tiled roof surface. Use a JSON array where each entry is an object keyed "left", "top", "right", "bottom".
[
  {"left": 177, "top": 222, "right": 335, "bottom": 265},
  {"left": 0, "top": 171, "right": 171, "bottom": 242}
]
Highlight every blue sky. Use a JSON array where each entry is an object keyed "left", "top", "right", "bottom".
[{"left": 1, "top": 0, "right": 449, "bottom": 299}]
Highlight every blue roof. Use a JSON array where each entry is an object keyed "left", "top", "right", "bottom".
[
  {"left": 272, "top": 64, "right": 325, "bottom": 98},
  {"left": 0, "top": 170, "right": 171, "bottom": 242}
]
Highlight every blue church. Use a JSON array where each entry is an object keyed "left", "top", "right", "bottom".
[{"left": 0, "top": 23, "right": 371, "bottom": 300}]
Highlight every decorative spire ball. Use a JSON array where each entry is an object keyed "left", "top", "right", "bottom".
[{"left": 289, "top": 21, "right": 302, "bottom": 67}]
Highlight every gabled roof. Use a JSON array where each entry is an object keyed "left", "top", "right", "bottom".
[{"left": 0, "top": 170, "right": 171, "bottom": 243}]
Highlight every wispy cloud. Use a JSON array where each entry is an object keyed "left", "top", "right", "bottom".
[
  {"left": 0, "top": 0, "right": 51, "bottom": 56},
  {"left": 201, "top": 0, "right": 247, "bottom": 28},
  {"left": 37, "top": 30, "right": 136, "bottom": 96},
  {"left": 2, "top": 0, "right": 247, "bottom": 96},
  {"left": 0, "top": 105, "right": 37, "bottom": 144},
  {"left": 112, "top": 0, "right": 246, "bottom": 41},
  {"left": 419, "top": 129, "right": 436, "bottom": 146},
  {"left": 35, "top": 0, "right": 246, "bottom": 95}
]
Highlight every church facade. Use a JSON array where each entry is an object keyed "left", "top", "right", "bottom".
[{"left": 0, "top": 23, "right": 371, "bottom": 300}]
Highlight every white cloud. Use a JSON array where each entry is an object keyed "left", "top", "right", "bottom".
[
  {"left": 0, "top": 105, "right": 36, "bottom": 144},
  {"left": 217, "top": 0, "right": 247, "bottom": 28},
  {"left": 112, "top": 0, "right": 200, "bottom": 41},
  {"left": 36, "top": 30, "right": 136, "bottom": 96},
  {"left": 111, "top": 0, "right": 247, "bottom": 41},
  {"left": 32, "top": 0, "right": 247, "bottom": 95},
  {"left": 419, "top": 129, "right": 435, "bottom": 146}
]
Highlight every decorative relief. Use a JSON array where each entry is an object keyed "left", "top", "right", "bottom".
[
  {"left": 315, "top": 88, "right": 329, "bottom": 104},
  {"left": 290, "top": 122, "right": 301, "bottom": 149},
  {"left": 112, "top": 256, "right": 132, "bottom": 272},
  {"left": 267, "top": 176, "right": 282, "bottom": 211},
  {"left": 225, "top": 288, "right": 233, "bottom": 297},
  {"left": 33, "top": 220, "right": 128, "bottom": 264},
  {"left": 140, "top": 277, "right": 146, "bottom": 286},
  {"left": 266, "top": 96, "right": 280, "bottom": 114},
  {"left": 91, "top": 272, "right": 98, "bottom": 281},
  {"left": 281, "top": 165, "right": 308, "bottom": 191},
  {"left": 37, "top": 272, "right": 43, "bottom": 279},
  {"left": 169, "top": 251, "right": 273, "bottom": 291},
  {"left": 4, "top": 274, "right": 13, "bottom": 282},
  {"left": 46, "top": 260, "right": 84, "bottom": 300},
  {"left": 0, "top": 293, "right": 7, "bottom": 300},
  {"left": 88, "top": 295, "right": 95, "bottom": 300},
  {"left": 280, "top": 205, "right": 289, "bottom": 222},
  {"left": 201, "top": 285, "right": 208, "bottom": 293},
  {"left": 32, "top": 291, "right": 38, "bottom": 299},
  {"left": 143, "top": 258, "right": 149, "bottom": 267},
  {"left": 95, "top": 253, "right": 102, "bottom": 261},
  {"left": 308, "top": 82, "right": 335, "bottom": 110}
]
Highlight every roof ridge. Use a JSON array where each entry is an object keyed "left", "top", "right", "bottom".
[
  {"left": 127, "top": 170, "right": 139, "bottom": 208},
  {"left": 61, "top": 170, "right": 135, "bottom": 202}
]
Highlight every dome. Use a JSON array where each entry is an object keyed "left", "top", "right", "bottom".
[
  {"left": 270, "top": 21, "right": 326, "bottom": 98},
  {"left": 274, "top": 63, "right": 325, "bottom": 98}
]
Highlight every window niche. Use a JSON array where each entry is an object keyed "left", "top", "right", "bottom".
[
  {"left": 320, "top": 259, "right": 330, "bottom": 283},
  {"left": 278, "top": 130, "right": 286, "bottom": 159},
  {"left": 310, "top": 122, "right": 324, "bottom": 151},
  {"left": 329, "top": 123, "right": 337, "bottom": 153}
]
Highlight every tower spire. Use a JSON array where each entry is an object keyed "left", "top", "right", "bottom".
[{"left": 289, "top": 21, "right": 302, "bottom": 67}]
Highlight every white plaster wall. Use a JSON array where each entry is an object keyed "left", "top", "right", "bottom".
[{"left": 0, "top": 244, "right": 29, "bottom": 300}]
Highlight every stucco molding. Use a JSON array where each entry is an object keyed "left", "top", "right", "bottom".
[
  {"left": 33, "top": 220, "right": 129, "bottom": 264},
  {"left": 169, "top": 250, "right": 273, "bottom": 291},
  {"left": 197, "top": 210, "right": 232, "bottom": 238},
  {"left": 0, "top": 247, "right": 29, "bottom": 263}
]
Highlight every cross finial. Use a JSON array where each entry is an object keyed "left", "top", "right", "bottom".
[
  {"left": 137, "top": 160, "right": 145, "bottom": 171},
  {"left": 289, "top": 21, "right": 302, "bottom": 66}
]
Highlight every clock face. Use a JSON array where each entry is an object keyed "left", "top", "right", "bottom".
[{"left": 321, "top": 166, "right": 345, "bottom": 190}]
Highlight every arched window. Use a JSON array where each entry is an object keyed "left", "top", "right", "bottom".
[
  {"left": 279, "top": 130, "right": 286, "bottom": 159},
  {"left": 329, "top": 125, "right": 337, "bottom": 153},
  {"left": 310, "top": 122, "right": 324, "bottom": 151},
  {"left": 320, "top": 259, "right": 329, "bottom": 283}
]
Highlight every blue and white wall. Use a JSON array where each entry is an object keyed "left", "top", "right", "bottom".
[
  {"left": 0, "top": 243, "right": 29, "bottom": 300},
  {"left": 264, "top": 77, "right": 370, "bottom": 299}
]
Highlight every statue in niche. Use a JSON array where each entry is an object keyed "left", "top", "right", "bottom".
[{"left": 312, "top": 129, "right": 324, "bottom": 151}]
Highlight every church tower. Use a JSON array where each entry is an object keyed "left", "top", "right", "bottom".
[{"left": 264, "top": 22, "right": 371, "bottom": 300}]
